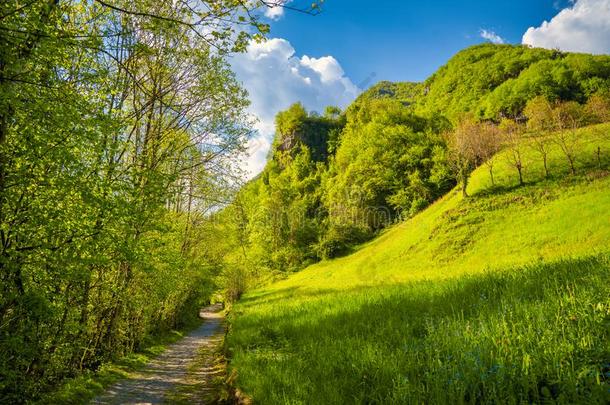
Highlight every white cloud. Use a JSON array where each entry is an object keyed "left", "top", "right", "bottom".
[
  {"left": 230, "top": 38, "right": 359, "bottom": 178},
  {"left": 264, "top": 5, "right": 285, "bottom": 20},
  {"left": 522, "top": 0, "right": 610, "bottom": 54},
  {"left": 263, "top": 1, "right": 292, "bottom": 20},
  {"left": 479, "top": 29, "right": 505, "bottom": 44},
  {"left": 300, "top": 55, "right": 345, "bottom": 83}
]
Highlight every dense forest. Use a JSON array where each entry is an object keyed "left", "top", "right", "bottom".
[
  {"left": 0, "top": 0, "right": 278, "bottom": 401},
  {"left": 210, "top": 43, "right": 610, "bottom": 297}
]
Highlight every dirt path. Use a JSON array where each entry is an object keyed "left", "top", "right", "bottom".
[{"left": 91, "top": 304, "right": 226, "bottom": 405}]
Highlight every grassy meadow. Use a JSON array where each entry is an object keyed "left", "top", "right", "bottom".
[{"left": 226, "top": 124, "right": 610, "bottom": 404}]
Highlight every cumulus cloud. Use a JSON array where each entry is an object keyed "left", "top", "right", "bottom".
[
  {"left": 480, "top": 29, "right": 505, "bottom": 44},
  {"left": 522, "top": 0, "right": 610, "bottom": 54},
  {"left": 264, "top": 5, "right": 285, "bottom": 20},
  {"left": 231, "top": 38, "right": 359, "bottom": 178},
  {"left": 263, "top": 1, "right": 293, "bottom": 20}
]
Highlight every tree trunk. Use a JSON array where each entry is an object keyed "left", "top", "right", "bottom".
[
  {"left": 543, "top": 155, "right": 549, "bottom": 178},
  {"left": 0, "top": 62, "right": 10, "bottom": 278},
  {"left": 597, "top": 146, "right": 601, "bottom": 169},
  {"left": 568, "top": 155, "right": 576, "bottom": 175}
]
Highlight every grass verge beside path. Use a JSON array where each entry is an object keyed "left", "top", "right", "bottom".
[{"left": 228, "top": 255, "right": 610, "bottom": 404}]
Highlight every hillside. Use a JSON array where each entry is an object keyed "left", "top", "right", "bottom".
[
  {"left": 354, "top": 44, "right": 610, "bottom": 122},
  {"left": 226, "top": 123, "right": 610, "bottom": 403},
  {"left": 212, "top": 44, "right": 610, "bottom": 280}
]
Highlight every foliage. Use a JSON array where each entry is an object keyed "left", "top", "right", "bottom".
[
  {"left": 500, "top": 118, "right": 526, "bottom": 186},
  {"left": 274, "top": 102, "right": 344, "bottom": 162},
  {"left": 413, "top": 44, "right": 610, "bottom": 121},
  {"left": 213, "top": 98, "right": 455, "bottom": 276},
  {"left": 0, "top": 0, "right": 270, "bottom": 401},
  {"left": 347, "top": 81, "right": 423, "bottom": 114},
  {"left": 322, "top": 99, "right": 453, "bottom": 254}
]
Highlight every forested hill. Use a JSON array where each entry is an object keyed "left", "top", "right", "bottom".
[
  {"left": 210, "top": 43, "right": 610, "bottom": 296},
  {"left": 362, "top": 43, "right": 610, "bottom": 121},
  {"left": 349, "top": 81, "right": 422, "bottom": 106}
]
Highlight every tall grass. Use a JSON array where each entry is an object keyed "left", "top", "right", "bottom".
[{"left": 228, "top": 256, "right": 610, "bottom": 404}]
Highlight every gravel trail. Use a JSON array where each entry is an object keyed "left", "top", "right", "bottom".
[{"left": 91, "top": 304, "right": 225, "bottom": 405}]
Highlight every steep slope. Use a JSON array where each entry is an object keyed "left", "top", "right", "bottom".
[{"left": 227, "top": 124, "right": 610, "bottom": 404}]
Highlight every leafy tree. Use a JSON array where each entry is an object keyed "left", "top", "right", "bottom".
[
  {"left": 585, "top": 92, "right": 610, "bottom": 124},
  {"left": 585, "top": 92, "right": 610, "bottom": 167},
  {"left": 321, "top": 99, "right": 452, "bottom": 255},
  {"left": 474, "top": 122, "right": 503, "bottom": 186},
  {"left": 275, "top": 103, "right": 344, "bottom": 162},
  {"left": 324, "top": 106, "right": 342, "bottom": 119},
  {"left": 0, "top": 0, "right": 275, "bottom": 400}
]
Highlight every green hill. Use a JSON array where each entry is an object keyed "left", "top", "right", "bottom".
[
  {"left": 215, "top": 44, "right": 610, "bottom": 276},
  {"left": 415, "top": 43, "right": 610, "bottom": 121},
  {"left": 226, "top": 123, "right": 610, "bottom": 404},
  {"left": 352, "top": 44, "right": 610, "bottom": 122}
]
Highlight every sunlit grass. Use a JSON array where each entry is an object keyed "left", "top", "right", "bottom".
[{"left": 227, "top": 124, "right": 610, "bottom": 403}]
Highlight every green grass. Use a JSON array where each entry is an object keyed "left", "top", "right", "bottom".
[
  {"left": 36, "top": 320, "right": 204, "bottom": 405},
  {"left": 227, "top": 124, "right": 610, "bottom": 404}
]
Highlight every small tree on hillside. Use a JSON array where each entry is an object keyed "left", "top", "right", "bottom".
[
  {"left": 524, "top": 96, "right": 554, "bottom": 178},
  {"left": 324, "top": 106, "right": 342, "bottom": 119},
  {"left": 585, "top": 92, "right": 610, "bottom": 124},
  {"left": 585, "top": 92, "right": 610, "bottom": 168},
  {"left": 445, "top": 118, "right": 480, "bottom": 197},
  {"left": 552, "top": 101, "right": 584, "bottom": 175},
  {"left": 501, "top": 118, "right": 526, "bottom": 186},
  {"left": 473, "top": 122, "right": 503, "bottom": 187}
]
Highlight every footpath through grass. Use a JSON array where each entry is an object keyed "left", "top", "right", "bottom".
[{"left": 227, "top": 124, "right": 610, "bottom": 404}]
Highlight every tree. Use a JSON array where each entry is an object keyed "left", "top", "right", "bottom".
[
  {"left": 524, "top": 96, "right": 554, "bottom": 177},
  {"left": 500, "top": 118, "right": 526, "bottom": 186},
  {"left": 585, "top": 92, "right": 610, "bottom": 124},
  {"left": 324, "top": 106, "right": 342, "bottom": 119},
  {"left": 585, "top": 92, "right": 610, "bottom": 167},
  {"left": 473, "top": 122, "right": 502, "bottom": 187},
  {"left": 445, "top": 118, "right": 480, "bottom": 197},
  {"left": 325, "top": 99, "right": 450, "bottom": 234},
  {"left": 551, "top": 101, "right": 584, "bottom": 175},
  {"left": 0, "top": 0, "right": 281, "bottom": 400}
]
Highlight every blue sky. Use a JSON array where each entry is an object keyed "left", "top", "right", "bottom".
[
  {"left": 232, "top": 0, "right": 610, "bottom": 177},
  {"left": 269, "top": 0, "right": 573, "bottom": 83}
]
